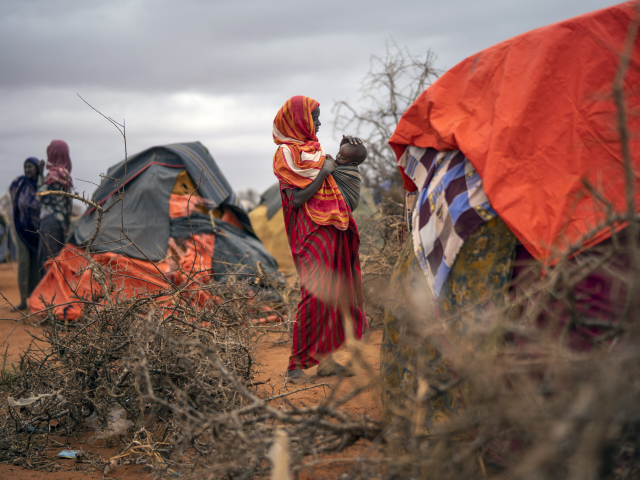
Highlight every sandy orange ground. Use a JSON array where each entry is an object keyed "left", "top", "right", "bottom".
[{"left": 0, "top": 262, "right": 383, "bottom": 479}]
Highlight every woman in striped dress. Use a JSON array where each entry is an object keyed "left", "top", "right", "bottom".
[{"left": 272, "top": 96, "right": 368, "bottom": 382}]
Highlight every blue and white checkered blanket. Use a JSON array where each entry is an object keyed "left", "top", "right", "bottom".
[{"left": 399, "top": 147, "right": 496, "bottom": 298}]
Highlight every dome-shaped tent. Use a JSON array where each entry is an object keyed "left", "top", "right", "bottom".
[
  {"left": 383, "top": 1, "right": 640, "bottom": 431},
  {"left": 29, "top": 142, "right": 279, "bottom": 319}
]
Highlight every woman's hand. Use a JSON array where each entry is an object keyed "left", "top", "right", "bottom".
[
  {"left": 340, "top": 135, "right": 363, "bottom": 146},
  {"left": 38, "top": 160, "right": 45, "bottom": 175},
  {"left": 321, "top": 155, "right": 336, "bottom": 174},
  {"left": 292, "top": 156, "right": 335, "bottom": 208}
]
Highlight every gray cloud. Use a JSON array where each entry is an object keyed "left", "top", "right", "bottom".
[
  {"left": 0, "top": 0, "right": 616, "bottom": 92},
  {"left": 0, "top": 0, "right": 618, "bottom": 196}
]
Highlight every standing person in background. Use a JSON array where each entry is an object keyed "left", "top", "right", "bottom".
[
  {"left": 272, "top": 95, "right": 368, "bottom": 383},
  {"left": 37, "top": 140, "right": 73, "bottom": 271},
  {"left": 9, "top": 157, "right": 42, "bottom": 310}
]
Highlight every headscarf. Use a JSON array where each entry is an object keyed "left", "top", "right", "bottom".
[
  {"left": 24, "top": 157, "right": 39, "bottom": 170},
  {"left": 45, "top": 140, "right": 73, "bottom": 189},
  {"left": 272, "top": 96, "right": 349, "bottom": 230},
  {"left": 9, "top": 157, "right": 42, "bottom": 251}
]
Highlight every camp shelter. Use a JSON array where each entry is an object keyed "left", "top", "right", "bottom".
[
  {"left": 383, "top": 2, "right": 640, "bottom": 430},
  {"left": 390, "top": 1, "right": 640, "bottom": 263},
  {"left": 248, "top": 183, "right": 379, "bottom": 275},
  {"left": 29, "top": 142, "right": 278, "bottom": 319}
]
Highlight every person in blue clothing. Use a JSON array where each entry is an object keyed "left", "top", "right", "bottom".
[{"left": 10, "top": 157, "right": 42, "bottom": 310}]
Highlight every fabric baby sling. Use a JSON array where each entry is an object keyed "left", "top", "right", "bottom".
[{"left": 332, "top": 165, "right": 361, "bottom": 212}]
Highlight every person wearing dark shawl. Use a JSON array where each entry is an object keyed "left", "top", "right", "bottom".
[
  {"left": 37, "top": 140, "right": 73, "bottom": 272},
  {"left": 9, "top": 157, "right": 42, "bottom": 310}
]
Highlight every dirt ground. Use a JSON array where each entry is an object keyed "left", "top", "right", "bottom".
[{"left": 0, "top": 262, "right": 383, "bottom": 479}]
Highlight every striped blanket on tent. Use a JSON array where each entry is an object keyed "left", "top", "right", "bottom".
[{"left": 399, "top": 146, "right": 497, "bottom": 297}]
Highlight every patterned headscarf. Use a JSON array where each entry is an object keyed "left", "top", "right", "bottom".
[
  {"left": 272, "top": 96, "right": 349, "bottom": 230},
  {"left": 45, "top": 140, "right": 73, "bottom": 188}
]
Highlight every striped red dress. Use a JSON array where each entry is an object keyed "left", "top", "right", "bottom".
[{"left": 280, "top": 183, "right": 368, "bottom": 370}]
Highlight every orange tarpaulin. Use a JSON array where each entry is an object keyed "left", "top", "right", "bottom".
[
  {"left": 389, "top": 2, "right": 640, "bottom": 261},
  {"left": 29, "top": 234, "right": 215, "bottom": 320}
]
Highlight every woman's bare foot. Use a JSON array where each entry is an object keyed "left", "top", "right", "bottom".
[
  {"left": 316, "top": 355, "right": 354, "bottom": 377},
  {"left": 285, "top": 368, "right": 314, "bottom": 384}
]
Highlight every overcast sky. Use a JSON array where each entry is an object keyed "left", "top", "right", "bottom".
[{"left": 0, "top": 0, "right": 619, "bottom": 200}]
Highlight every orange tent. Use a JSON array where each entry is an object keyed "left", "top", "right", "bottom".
[
  {"left": 389, "top": 2, "right": 640, "bottom": 261},
  {"left": 30, "top": 235, "right": 215, "bottom": 321}
]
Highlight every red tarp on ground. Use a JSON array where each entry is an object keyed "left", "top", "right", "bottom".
[
  {"left": 29, "top": 234, "right": 215, "bottom": 321},
  {"left": 389, "top": 2, "right": 640, "bottom": 261}
]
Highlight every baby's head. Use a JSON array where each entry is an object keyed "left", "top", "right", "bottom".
[{"left": 335, "top": 143, "right": 367, "bottom": 166}]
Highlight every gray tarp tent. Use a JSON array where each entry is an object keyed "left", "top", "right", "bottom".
[{"left": 69, "top": 142, "right": 278, "bottom": 279}]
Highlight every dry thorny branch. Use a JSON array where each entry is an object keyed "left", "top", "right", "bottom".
[
  {"left": 0, "top": 246, "right": 381, "bottom": 477},
  {"left": 333, "top": 42, "right": 441, "bottom": 207}
]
